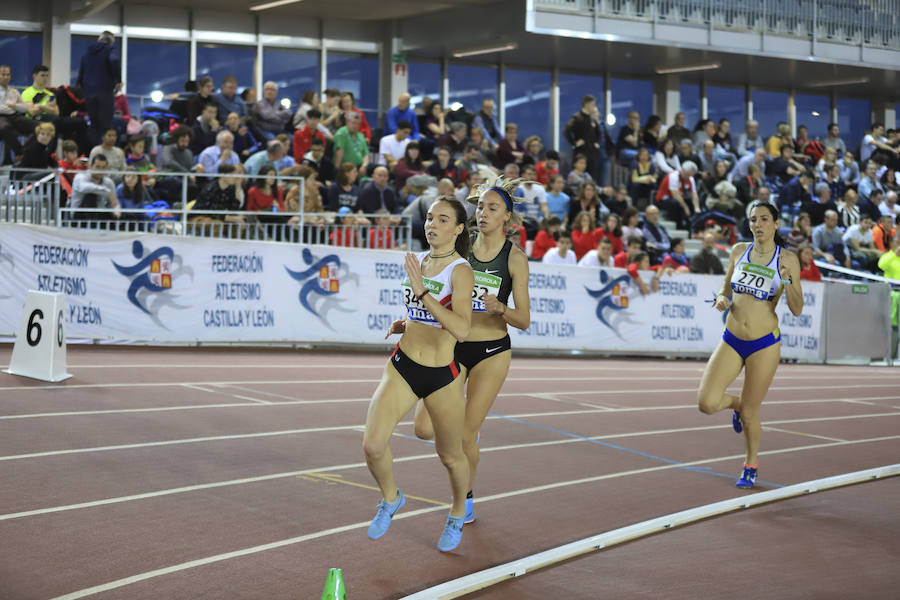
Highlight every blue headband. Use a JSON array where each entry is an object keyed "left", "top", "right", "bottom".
[{"left": 489, "top": 186, "right": 514, "bottom": 212}]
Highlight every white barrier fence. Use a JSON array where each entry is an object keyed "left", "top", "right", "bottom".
[{"left": 0, "top": 224, "right": 826, "bottom": 359}]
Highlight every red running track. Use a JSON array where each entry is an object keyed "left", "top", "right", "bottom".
[{"left": 0, "top": 346, "right": 897, "bottom": 599}]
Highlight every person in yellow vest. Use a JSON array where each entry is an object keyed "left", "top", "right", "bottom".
[{"left": 20, "top": 64, "right": 88, "bottom": 152}]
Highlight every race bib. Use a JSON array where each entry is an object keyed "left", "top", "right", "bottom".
[
  {"left": 732, "top": 262, "right": 776, "bottom": 300},
  {"left": 401, "top": 277, "right": 445, "bottom": 325},
  {"left": 472, "top": 270, "right": 502, "bottom": 312}
]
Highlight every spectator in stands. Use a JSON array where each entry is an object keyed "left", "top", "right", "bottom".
[
  {"left": 333, "top": 112, "right": 369, "bottom": 171},
  {"left": 471, "top": 98, "right": 500, "bottom": 149},
  {"left": 614, "top": 234, "right": 643, "bottom": 268},
  {"left": 815, "top": 146, "right": 838, "bottom": 180},
  {"left": 858, "top": 161, "right": 885, "bottom": 206},
  {"left": 223, "top": 111, "right": 258, "bottom": 160},
  {"left": 709, "top": 179, "right": 744, "bottom": 221},
  {"left": 677, "top": 139, "right": 701, "bottom": 170},
  {"left": 503, "top": 163, "right": 520, "bottom": 180},
  {"left": 367, "top": 208, "right": 397, "bottom": 249},
  {"left": 70, "top": 154, "right": 119, "bottom": 219},
  {"left": 246, "top": 165, "right": 284, "bottom": 213},
  {"left": 627, "top": 252, "right": 666, "bottom": 295},
  {"left": 655, "top": 160, "right": 700, "bottom": 230},
  {"left": 877, "top": 235, "right": 900, "bottom": 280},
  {"left": 57, "top": 140, "right": 87, "bottom": 187},
  {"left": 357, "top": 165, "right": 397, "bottom": 214},
  {"left": 765, "top": 122, "right": 790, "bottom": 158},
  {"left": 535, "top": 149, "right": 560, "bottom": 185},
  {"left": 861, "top": 123, "right": 898, "bottom": 165},
  {"left": 422, "top": 101, "right": 448, "bottom": 142},
  {"left": 822, "top": 122, "right": 846, "bottom": 155},
  {"left": 735, "top": 163, "right": 764, "bottom": 207},
  {"left": 779, "top": 169, "right": 815, "bottom": 220},
  {"left": 872, "top": 213, "right": 895, "bottom": 253},
  {"left": 21, "top": 64, "right": 88, "bottom": 152},
  {"left": 786, "top": 212, "right": 813, "bottom": 252},
  {"left": 837, "top": 187, "right": 860, "bottom": 229},
  {"left": 616, "top": 110, "right": 641, "bottom": 166},
  {"left": 797, "top": 245, "right": 821, "bottom": 281},
  {"left": 524, "top": 136, "right": 544, "bottom": 166},
  {"left": 468, "top": 126, "right": 495, "bottom": 165},
  {"left": 427, "top": 146, "right": 459, "bottom": 183},
  {"left": 599, "top": 212, "right": 624, "bottom": 254},
  {"left": 563, "top": 95, "right": 613, "bottom": 184},
  {"left": 691, "top": 119, "right": 715, "bottom": 151},
  {"left": 735, "top": 119, "right": 763, "bottom": 158},
  {"left": 697, "top": 139, "right": 719, "bottom": 175},
  {"left": 514, "top": 164, "right": 548, "bottom": 222},
  {"left": 578, "top": 236, "right": 614, "bottom": 268},
  {"left": 292, "top": 108, "right": 325, "bottom": 163},
  {"left": 881, "top": 190, "right": 900, "bottom": 222},
  {"left": 843, "top": 214, "right": 880, "bottom": 271},
  {"left": 295, "top": 165, "right": 323, "bottom": 221},
  {"left": 75, "top": 31, "right": 119, "bottom": 147},
  {"left": 629, "top": 146, "right": 658, "bottom": 209},
  {"left": 191, "top": 162, "right": 245, "bottom": 231},
  {"left": 570, "top": 210, "right": 602, "bottom": 261},
  {"left": 89, "top": 127, "right": 125, "bottom": 180},
  {"left": 566, "top": 153, "right": 594, "bottom": 194},
  {"left": 494, "top": 123, "right": 525, "bottom": 170},
  {"left": 768, "top": 143, "right": 804, "bottom": 186},
  {"left": 455, "top": 143, "right": 485, "bottom": 182},
  {"left": 335, "top": 91, "right": 371, "bottom": 142},
  {"left": 884, "top": 167, "right": 900, "bottom": 195},
  {"left": 190, "top": 102, "right": 220, "bottom": 155},
  {"left": 642, "top": 204, "right": 671, "bottom": 260},
  {"left": 186, "top": 77, "right": 215, "bottom": 124},
  {"left": 702, "top": 159, "right": 729, "bottom": 199},
  {"left": 689, "top": 233, "right": 725, "bottom": 275},
  {"left": 199, "top": 130, "right": 240, "bottom": 174},
  {"left": 213, "top": 75, "right": 247, "bottom": 122},
  {"left": 319, "top": 88, "right": 342, "bottom": 134},
  {"left": 394, "top": 141, "right": 425, "bottom": 190},
  {"left": 714, "top": 118, "right": 735, "bottom": 157},
  {"left": 292, "top": 90, "right": 317, "bottom": 130},
  {"left": 455, "top": 169, "right": 482, "bottom": 216},
  {"left": 160, "top": 125, "right": 195, "bottom": 173},
  {"left": 383, "top": 92, "right": 419, "bottom": 140},
  {"left": 542, "top": 231, "right": 576, "bottom": 265},
  {"left": 544, "top": 174, "right": 570, "bottom": 224},
  {"left": 116, "top": 167, "right": 154, "bottom": 218},
  {"left": 436, "top": 121, "right": 468, "bottom": 159},
  {"left": 662, "top": 237, "right": 690, "bottom": 271},
  {"left": 840, "top": 150, "right": 861, "bottom": 186},
  {"left": 243, "top": 139, "right": 296, "bottom": 176},
  {"left": 0, "top": 64, "right": 34, "bottom": 164},
  {"left": 532, "top": 215, "right": 560, "bottom": 260},
  {"left": 653, "top": 137, "right": 680, "bottom": 175},
  {"left": 568, "top": 181, "right": 608, "bottom": 227},
  {"left": 821, "top": 163, "right": 845, "bottom": 205},
  {"left": 805, "top": 181, "right": 839, "bottom": 225},
  {"left": 300, "top": 137, "right": 335, "bottom": 185},
  {"left": 666, "top": 112, "right": 691, "bottom": 146},
  {"left": 605, "top": 183, "right": 632, "bottom": 216},
  {"left": 377, "top": 120, "right": 412, "bottom": 172},
  {"left": 327, "top": 162, "right": 361, "bottom": 212},
  {"left": 812, "top": 209, "right": 849, "bottom": 267},
  {"left": 253, "top": 81, "right": 292, "bottom": 140},
  {"left": 620, "top": 206, "right": 642, "bottom": 240},
  {"left": 642, "top": 115, "right": 663, "bottom": 150},
  {"left": 124, "top": 135, "right": 153, "bottom": 172}
]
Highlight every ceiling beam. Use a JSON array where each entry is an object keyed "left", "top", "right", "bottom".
[{"left": 57, "top": 0, "right": 119, "bottom": 25}]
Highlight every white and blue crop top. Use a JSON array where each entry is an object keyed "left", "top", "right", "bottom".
[
  {"left": 402, "top": 251, "right": 469, "bottom": 328},
  {"left": 729, "top": 243, "right": 783, "bottom": 301}
]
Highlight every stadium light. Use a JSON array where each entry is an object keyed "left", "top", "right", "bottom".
[
  {"left": 150, "top": 90, "right": 164, "bottom": 103},
  {"left": 606, "top": 113, "right": 616, "bottom": 126},
  {"left": 655, "top": 63, "right": 720, "bottom": 75},
  {"left": 250, "top": 0, "right": 304, "bottom": 11},
  {"left": 452, "top": 42, "right": 517, "bottom": 58}
]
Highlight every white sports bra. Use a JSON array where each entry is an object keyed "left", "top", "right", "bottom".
[
  {"left": 402, "top": 251, "right": 469, "bottom": 328},
  {"left": 729, "top": 243, "right": 783, "bottom": 301}
]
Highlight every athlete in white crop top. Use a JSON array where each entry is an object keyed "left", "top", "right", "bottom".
[
  {"left": 363, "top": 195, "right": 474, "bottom": 552},
  {"left": 697, "top": 201, "right": 804, "bottom": 489}
]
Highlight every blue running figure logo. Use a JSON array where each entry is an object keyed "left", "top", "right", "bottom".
[
  {"left": 585, "top": 270, "right": 637, "bottom": 338},
  {"left": 112, "top": 240, "right": 193, "bottom": 327},
  {"left": 285, "top": 247, "right": 358, "bottom": 329}
]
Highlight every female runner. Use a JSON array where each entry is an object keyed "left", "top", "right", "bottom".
[
  {"left": 364, "top": 196, "right": 474, "bottom": 552},
  {"left": 413, "top": 177, "right": 531, "bottom": 523},
  {"left": 697, "top": 201, "right": 803, "bottom": 488}
]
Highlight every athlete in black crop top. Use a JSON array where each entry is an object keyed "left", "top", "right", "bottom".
[{"left": 414, "top": 178, "right": 532, "bottom": 524}]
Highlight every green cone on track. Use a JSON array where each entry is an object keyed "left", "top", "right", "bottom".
[{"left": 321, "top": 568, "right": 347, "bottom": 600}]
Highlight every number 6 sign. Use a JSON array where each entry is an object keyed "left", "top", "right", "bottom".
[{"left": 4, "top": 291, "right": 72, "bottom": 382}]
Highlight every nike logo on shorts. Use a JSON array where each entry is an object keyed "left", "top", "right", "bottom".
[
  {"left": 485, "top": 346, "right": 502, "bottom": 353},
  {"left": 394, "top": 353, "right": 400, "bottom": 361}
]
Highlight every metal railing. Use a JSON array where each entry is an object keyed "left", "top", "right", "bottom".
[
  {"left": 2, "top": 168, "right": 413, "bottom": 250},
  {"left": 535, "top": 0, "right": 900, "bottom": 49}
]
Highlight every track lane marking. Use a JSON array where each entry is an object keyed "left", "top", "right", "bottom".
[{"left": 763, "top": 426, "right": 846, "bottom": 442}]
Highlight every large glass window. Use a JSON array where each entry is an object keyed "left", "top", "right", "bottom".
[
  {"left": 408, "top": 60, "right": 441, "bottom": 109},
  {"left": 448, "top": 64, "right": 497, "bottom": 115},
  {"left": 70, "top": 35, "right": 99, "bottom": 86},
  {"left": 707, "top": 85, "right": 745, "bottom": 132},
  {"left": 0, "top": 32, "right": 43, "bottom": 87},
  {"left": 679, "top": 83, "right": 700, "bottom": 131},
  {"left": 127, "top": 39, "right": 189, "bottom": 117},
  {"left": 558, "top": 72, "right": 604, "bottom": 152},
  {"left": 794, "top": 93, "right": 830, "bottom": 140},
  {"left": 197, "top": 44, "right": 255, "bottom": 92},
  {"left": 505, "top": 68, "right": 551, "bottom": 148},
  {"left": 837, "top": 97, "right": 870, "bottom": 151},
  {"left": 609, "top": 77, "right": 653, "bottom": 139},
  {"left": 752, "top": 89, "right": 788, "bottom": 139},
  {"left": 263, "top": 48, "right": 319, "bottom": 111},
  {"left": 327, "top": 53, "right": 378, "bottom": 128}
]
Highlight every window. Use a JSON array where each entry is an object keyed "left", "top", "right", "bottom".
[
  {"left": 504, "top": 68, "right": 551, "bottom": 148},
  {"left": 127, "top": 39, "right": 190, "bottom": 117},
  {"left": 327, "top": 53, "right": 379, "bottom": 129},
  {"left": 609, "top": 77, "right": 653, "bottom": 138},
  {"left": 679, "top": 83, "right": 700, "bottom": 131},
  {"left": 837, "top": 97, "right": 870, "bottom": 151},
  {"left": 197, "top": 44, "right": 255, "bottom": 93},
  {"left": 794, "top": 94, "right": 830, "bottom": 140},
  {"left": 263, "top": 48, "right": 320, "bottom": 112},
  {"left": 408, "top": 60, "right": 441, "bottom": 108},
  {"left": 558, "top": 72, "right": 604, "bottom": 152},
  {"left": 751, "top": 89, "right": 788, "bottom": 139},
  {"left": 70, "top": 35, "right": 100, "bottom": 86},
  {"left": 707, "top": 85, "right": 745, "bottom": 133},
  {"left": 0, "top": 32, "right": 43, "bottom": 87},
  {"left": 448, "top": 64, "right": 497, "bottom": 115}
]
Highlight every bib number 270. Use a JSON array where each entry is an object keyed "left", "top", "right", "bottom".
[{"left": 737, "top": 271, "right": 765, "bottom": 289}]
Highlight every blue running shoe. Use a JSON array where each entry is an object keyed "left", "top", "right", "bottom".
[
  {"left": 367, "top": 490, "right": 405, "bottom": 540},
  {"left": 735, "top": 466, "right": 757, "bottom": 488},
  {"left": 464, "top": 497, "right": 475, "bottom": 524},
  {"left": 732, "top": 410, "right": 743, "bottom": 434},
  {"left": 437, "top": 515, "right": 465, "bottom": 552}
]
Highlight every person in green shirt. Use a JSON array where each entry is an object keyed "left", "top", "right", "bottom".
[
  {"left": 877, "top": 235, "right": 900, "bottom": 281},
  {"left": 20, "top": 64, "right": 88, "bottom": 152},
  {"left": 333, "top": 112, "right": 369, "bottom": 171}
]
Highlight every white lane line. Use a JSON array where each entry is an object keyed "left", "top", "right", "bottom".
[
  {"left": 45, "top": 434, "right": 900, "bottom": 600},
  {"left": 2, "top": 417, "right": 897, "bottom": 522},
  {"left": 179, "top": 384, "right": 271, "bottom": 405},
  {"left": 763, "top": 426, "right": 847, "bottom": 443}
]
